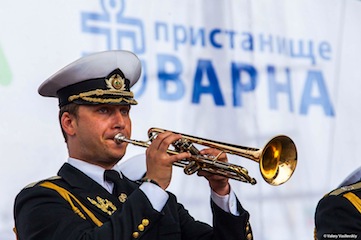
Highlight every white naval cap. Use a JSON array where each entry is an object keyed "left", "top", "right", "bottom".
[{"left": 38, "top": 50, "right": 141, "bottom": 107}]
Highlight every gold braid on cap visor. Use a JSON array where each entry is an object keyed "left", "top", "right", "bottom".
[{"left": 68, "top": 89, "right": 137, "bottom": 105}]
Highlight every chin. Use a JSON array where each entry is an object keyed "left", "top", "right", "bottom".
[{"left": 113, "top": 151, "right": 126, "bottom": 160}]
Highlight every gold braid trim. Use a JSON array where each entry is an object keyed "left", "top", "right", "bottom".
[
  {"left": 314, "top": 227, "right": 318, "bottom": 240},
  {"left": 68, "top": 89, "right": 134, "bottom": 102},
  {"left": 13, "top": 227, "right": 18, "bottom": 240},
  {"left": 77, "top": 96, "right": 137, "bottom": 105},
  {"left": 343, "top": 192, "right": 361, "bottom": 214},
  {"left": 40, "top": 181, "right": 103, "bottom": 227}
]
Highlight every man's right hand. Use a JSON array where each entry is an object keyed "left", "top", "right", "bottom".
[{"left": 144, "top": 131, "right": 191, "bottom": 190}]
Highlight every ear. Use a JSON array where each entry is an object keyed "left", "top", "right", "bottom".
[{"left": 61, "top": 112, "right": 77, "bottom": 137}]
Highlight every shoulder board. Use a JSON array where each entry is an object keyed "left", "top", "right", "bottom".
[
  {"left": 24, "top": 176, "right": 62, "bottom": 189},
  {"left": 328, "top": 181, "right": 361, "bottom": 196}
]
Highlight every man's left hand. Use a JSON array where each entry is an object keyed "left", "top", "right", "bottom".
[{"left": 197, "top": 148, "right": 230, "bottom": 196}]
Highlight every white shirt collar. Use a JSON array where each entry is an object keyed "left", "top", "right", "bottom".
[{"left": 67, "top": 157, "right": 122, "bottom": 193}]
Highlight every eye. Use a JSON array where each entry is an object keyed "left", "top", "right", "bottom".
[
  {"left": 98, "top": 107, "right": 109, "bottom": 114},
  {"left": 120, "top": 107, "right": 130, "bottom": 116}
]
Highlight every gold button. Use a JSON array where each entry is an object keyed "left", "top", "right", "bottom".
[
  {"left": 118, "top": 193, "right": 127, "bottom": 203},
  {"left": 142, "top": 219, "right": 149, "bottom": 226},
  {"left": 132, "top": 232, "right": 139, "bottom": 238},
  {"left": 138, "top": 224, "right": 144, "bottom": 231},
  {"left": 247, "top": 232, "right": 253, "bottom": 240},
  {"left": 246, "top": 221, "right": 251, "bottom": 233}
]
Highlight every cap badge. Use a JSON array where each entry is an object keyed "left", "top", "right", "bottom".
[{"left": 106, "top": 73, "right": 126, "bottom": 91}]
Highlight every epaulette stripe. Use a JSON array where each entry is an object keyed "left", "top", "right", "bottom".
[
  {"left": 343, "top": 192, "right": 361, "bottom": 214},
  {"left": 23, "top": 176, "right": 62, "bottom": 189},
  {"left": 328, "top": 182, "right": 361, "bottom": 196},
  {"left": 46, "top": 176, "right": 62, "bottom": 181},
  {"left": 24, "top": 182, "right": 38, "bottom": 189}
]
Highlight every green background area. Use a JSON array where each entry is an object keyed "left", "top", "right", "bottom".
[{"left": 0, "top": 45, "right": 12, "bottom": 86}]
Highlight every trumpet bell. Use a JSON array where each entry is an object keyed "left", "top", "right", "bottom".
[{"left": 260, "top": 135, "right": 297, "bottom": 186}]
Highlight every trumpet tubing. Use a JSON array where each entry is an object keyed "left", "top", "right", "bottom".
[{"left": 115, "top": 128, "right": 297, "bottom": 186}]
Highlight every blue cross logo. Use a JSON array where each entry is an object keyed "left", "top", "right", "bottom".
[
  {"left": 81, "top": 0, "right": 145, "bottom": 54},
  {"left": 81, "top": 0, "right": 147, "bottom": 97}
]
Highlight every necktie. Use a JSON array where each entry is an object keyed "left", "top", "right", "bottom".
[{"left": 104, "top": 170, "right": 128, "bottom": 203}]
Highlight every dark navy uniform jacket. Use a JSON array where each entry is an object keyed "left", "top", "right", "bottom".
[
  {"left": 14, "top": 163, "right": 252, "bottom": 240},
  {"left": 314, "top": 180, "right": 361, "bottom": 239}
]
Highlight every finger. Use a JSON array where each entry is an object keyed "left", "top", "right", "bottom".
[
  {"left": 158, "top": 133, "right": 183, "bottom": 153},
  {"left": 151, "top": 132, "right": 181, "bottom": 152},
  {"left": 169, "top": 151, "right": 191, "bottom": 163},
  {"left": 200, "top": 148, "right": 227, "bottom": 162},
  {"left": 150, "top": 131, "right": 173, "bottom": 151},
  {"left": 200, "top": 148, "right": 220, "bottom": 156}
]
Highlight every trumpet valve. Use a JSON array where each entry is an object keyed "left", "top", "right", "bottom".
[
  {"left": 173, "top": 139, "right": 200, "bottom": 155},
  {"left": 183, "top": 161, "right": 201, "bottom": 175}
]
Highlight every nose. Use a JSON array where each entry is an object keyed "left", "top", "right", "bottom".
[{"left": 113, "top": 110, "right": 126, "bottom": 129}]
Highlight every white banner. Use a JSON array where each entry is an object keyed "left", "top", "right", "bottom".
[{"left": 1, "top": 0, "right": 361, "bottom": 239}]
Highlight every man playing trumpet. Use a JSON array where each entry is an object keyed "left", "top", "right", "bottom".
[{"left": 14, "top": 50, "right": 252, "bottom": 240}]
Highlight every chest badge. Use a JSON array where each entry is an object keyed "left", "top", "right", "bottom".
[{"left": 87, "top": 196, "right": 117, "bottom": 215}]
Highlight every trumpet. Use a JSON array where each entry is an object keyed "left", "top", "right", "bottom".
[{"left": 114, "top": 128, "right": 297, "bottom": 185}]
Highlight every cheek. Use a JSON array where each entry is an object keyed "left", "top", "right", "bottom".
[
  {"left": 77, "top": 119, "right": 105, "bottom": 137},
  {"left": 128, "top": 119, "right": 132, "bottom": 133}
]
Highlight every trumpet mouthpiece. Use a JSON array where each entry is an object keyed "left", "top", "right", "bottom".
[{"left": 114, "top": 133, "right": 126, "bottom": 143}]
